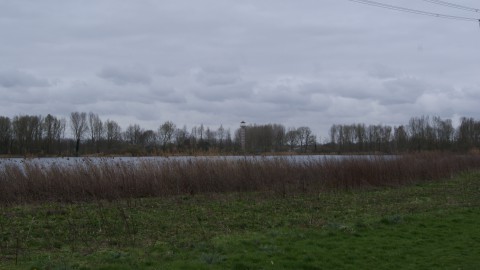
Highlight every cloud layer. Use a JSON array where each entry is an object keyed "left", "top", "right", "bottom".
[{"left": 1, "top": 0, "right": 479, "bottom": 137}]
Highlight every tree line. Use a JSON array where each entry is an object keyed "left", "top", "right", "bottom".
[
  {"left": 1, "top": 113, "right": 480, "bottom": 156},
  {"left": 0, "top": 112, "right": 316, "bottom": 156},
  {"left": 328, "top": 116, "right": 480, "bottom": 153}
]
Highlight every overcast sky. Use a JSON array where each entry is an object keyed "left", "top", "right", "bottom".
[{"left": 1, "top": 0, "right": 479, "bottom": 139}]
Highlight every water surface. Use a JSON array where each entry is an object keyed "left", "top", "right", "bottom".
[{"left": 0, "top": 155, "right": 393, "bottom": 170}]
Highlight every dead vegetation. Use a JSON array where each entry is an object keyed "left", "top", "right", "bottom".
[{"left": 1, "top": 153, "right": 480, "bottom": 204}]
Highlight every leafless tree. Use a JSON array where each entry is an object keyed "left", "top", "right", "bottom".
[
  {"left": 158, "top": 121, "right": 176, "bottom": 151},
  {"left": 285, "top": 127, "right": 300, "bottom": 151},
  {"left": 174, "top": 125, "right": 189, "bottom": 150},
  {"left": 12, "top": 115, "right": 43, "bottom": 154},
  {"left": 70, "top": 112, "right": 88, "bottom": 156},
  {"left": 0, "top": 116, "right": 12, "bottom": 154},
  {"left": 88, "top": 112, "right": 104, "bottom": 153},
  {"left": 140, "top": 130, "right": 157, "bottom": 153},
  {"left": 217, "top": 125, "right": 226, "bottom": 149},
  {"left": 43, "top": 114, "right": 65, "bottom": 154},
  {"left": 105, "top": 119, "right": 122, "bottom": 150},
  {"left": 393, "top": 125, "right": 408, "bottom": 152},
  {"left": 297, "top": 126, "right": 312, "bottom": 152},
  {"left": 272, "top": 124, "right": 286, "bottom": 152},
  {"left": 457, "top": 117, "right": 480, "bottom": 150},
  {"left": 124, "top": 124, "right": 143, "bottom": 145},
  {"left": 205, "top": 127, "right": 216, "bottom": 147}
]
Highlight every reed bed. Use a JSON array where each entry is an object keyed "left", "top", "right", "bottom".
[{"left": 1, "top": 153, "right": 480, "bottom": 204}]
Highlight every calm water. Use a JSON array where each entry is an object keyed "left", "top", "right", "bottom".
[{"left": 0, "top": 155, "right": 392, "bottom": 170}]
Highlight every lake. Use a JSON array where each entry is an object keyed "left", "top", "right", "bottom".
[{"left": 0, "top": 155, "right": 392, "bottom": 170}]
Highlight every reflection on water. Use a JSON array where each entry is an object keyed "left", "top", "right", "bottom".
[{"left": 0, "top": 155, "right": 395, "bottom": 170}]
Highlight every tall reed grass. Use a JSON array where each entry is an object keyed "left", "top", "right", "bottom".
[{"left": 1, "top": 153, "right": 479, "bottom": 204}]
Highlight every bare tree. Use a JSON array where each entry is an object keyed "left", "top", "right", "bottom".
[
  {"left": 285, "top": 127, "right": 300, "bottom": 151},
  {"left": 43, "top": 114, "right": 64, "bottom": 155},
  {"left": 431, "top": 116, "right": 454, "bottom": 150},
  {"left": 272, "top": 124, "right": 286, "bottom": 152},
  {"left": 175, "top": 125, "right": 189, "bottom": 151},
  {"left": 158, "top": 121, "right": 176, "bottom": 151},
  {"left": 105, "top": 119, "right": 122, "bottom": 150},
  {"left": 297, "top": 126, "right": 312, "bottom": 152},
  {"left": 217, "top": 125, "right": 226, "bottom": 150},
  {"left": 0, "top": 116, "right": 12, "bottom": 154},
  {"left": 354, "top": 124, "right": 366, "bottom": 151},
  {"left": 12, "top": 115, "right": 43, "bottom": 154},
  {"left": 197, "top": 124, "right": 205, "bottom": 143},
  {"left": 408, "top": 116, "right": 431, "bottom": 151},
  {"left": 393, "top": 125, "right": 408, "bottom": 152},
  {"left": 57, "top": 118, "right": 67, "bottom": 154},
  {"left": 88, "top": 112, "right": 104, "bottom": 153},
  {"left": 124, "top": 124, "right": 143, "bottom": 145},
  {"left": 190, "top": 126, "right": 198, "bottom": 151},
  {"left": 140, "top": 130, "right": 157, "bottom": 153},
  {"left": 456, "top": 117, "right": 480, "bottom": 151},
  {"left": 70, "top": 112, "right": 88, "bottom": 156},
  {"left": 205, "top": 127, "right": 216, "bottom": 148}
]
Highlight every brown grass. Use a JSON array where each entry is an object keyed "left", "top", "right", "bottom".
[{"left": 1, "top": 153, "right": 480, "bottom": 204}]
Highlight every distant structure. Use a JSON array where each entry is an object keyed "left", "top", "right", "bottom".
[{"left": 240, "top": 121, "right": 246, "bottom": 151}]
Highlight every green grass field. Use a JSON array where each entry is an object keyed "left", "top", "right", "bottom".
[{"left": 1, "top": 172, "right": 479, "bottom": 269}]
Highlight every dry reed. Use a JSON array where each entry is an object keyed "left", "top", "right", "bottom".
[{"left": 1, "top": 153, "right": 480, "bottom": 204}]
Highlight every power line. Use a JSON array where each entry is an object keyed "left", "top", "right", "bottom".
[
  {"left": 346, "top": 0, "right": 479, "bottom": 22},
  {"left": 421, "top": 0, "right": 479, "bottom": 13}
]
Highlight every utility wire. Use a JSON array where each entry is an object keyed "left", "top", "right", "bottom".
[
  {"left": 347, "top": 0, "right": 479, "bottom": 21},
  {"left": 421, "top": 0, "right": 479, "bottom": 13}
]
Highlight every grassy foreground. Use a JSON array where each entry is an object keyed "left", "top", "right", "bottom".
[{"left": 1, "top": 172, "right": 480, "bottom": 269}]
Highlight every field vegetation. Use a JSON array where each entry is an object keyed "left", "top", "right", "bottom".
[
  {"left": 1, "top": 153, "right": 480, "bottom": 269},
  {"left": 1, "top": 153, "right": 480, "bottom": 204}
]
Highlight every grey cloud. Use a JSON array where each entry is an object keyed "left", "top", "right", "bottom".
[
  {"left": 80, "top": 101, "right": 161, "bottom": 123},
  {"left": 416, "top": 93, "right": 456, "bottom": 116},
  {"left": 197, "top": 74, "right": 239, "bottom": 86},
  {"left": 158, "top": 94, "right": 186, "bottom": 104},
  {"left": 0, "top": 70, "right": 49, "bottom": 88},
  {"left": 156, "top": 68, "right": 180, "bottom": 78},
  {"left": 57, "top": 81, "right": 102, "bottom": 105},
  {"left": 301, "top": 76, "right": 426, "bottom": 106},
  {"left": 256, "top": 84, "right": 311, "bottom": 107},
  {"left": 1, "top": 0, "right": 480, "bottom": 136},
  {"left": 300, "top": 82, "right": 329, "bottom": 95},
  {"left": 193, "top": 81, "right": 255, "bottom": 102},
  {"left": 148, "top": 87, "right": 187, "bottom": 104},
  {"left": 324, "top": 96, "right": 377, "bottom": 119},
  {"left": 381, "top": 77, "right": 427, "bottom": 105},
  {"left": 301, "top": 79, "right": 380, "bottom": 102},
  {"left": 368, "top": 64, "right": 400, "bottom": 80},
  {"left": 0, "top": 88, "right": 49, "bottom": 105},
  {"left": 184, "top": 99, "right": 293, "bottom": 125},
  {"left": 98, "top": 67, "right": 151, "bottom": 86},
  {"left": 51, "top": 79, "right": 187, "bottom": 108},
  {"left": 458, "top": 85, "right": 480, "bottom": 99},
  {"left": 192, "top": 66, "right": 254, "bottom": 101},
  {"left": 196, "top": 66, "right": 241, "bottom": 86}
]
